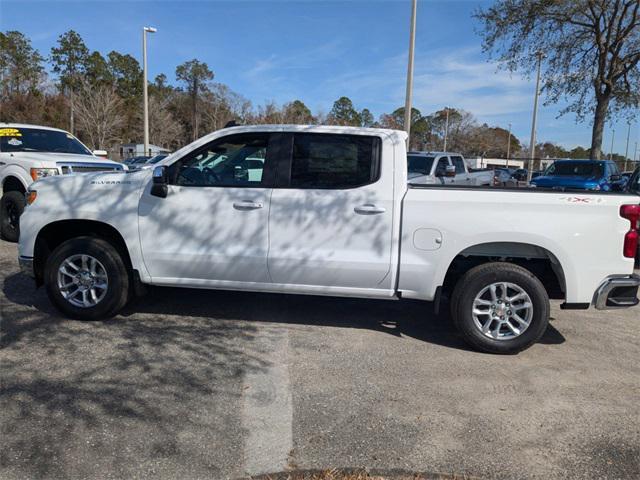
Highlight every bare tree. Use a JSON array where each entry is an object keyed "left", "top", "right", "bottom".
[
  {"left": 476, "top": 0, "right": 640, "bottom": 160},
  {"left": 201, "top": 83, "right": 252, "bottom": 132},
  {"left": 147, "top": 94, "right": 183, "bottom": 149},
  {"left": 74, "top": 80, "right": 123, "bottom": 150}
]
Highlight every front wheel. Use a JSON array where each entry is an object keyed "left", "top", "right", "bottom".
[
  {"left": 1, "top": 191, "right": 26, "bottom": 242},
  {"left": 450, "top": 262, "right": 550, "bottom": 354},
  {"left": 45, "top": 237, "right": 130, "bottom": 320}
]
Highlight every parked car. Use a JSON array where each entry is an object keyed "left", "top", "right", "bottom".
[
  {"left": 512, "top": 168, "right": 528, "bottom": 181},
  {"left": 123, "top": 156, "right": 152, "bottom": 171},
  {"left": 407, "top": 151, "right": 493, "bottom": 186},
  {"left": 530, "top": 159, "right": 626, "bottom": 191},
  {"left": 493, "top": 168, "right": 516, "bottom": 187},
  {"left": 18, "top": 125, "right": 640, "bottom": 354},
  {"left": 145, "top": 154, "right": 169, "bottom": 166},
  {"left": 0, "top": 123, "right": 126, "bottom": 242}
]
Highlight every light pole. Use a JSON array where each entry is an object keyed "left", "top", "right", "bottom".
[
  {"left": 609, "top": 129, "right": 615, "bottom": 161},
  {"left": 527, "top": 51, "right": 544, "bottom": 182},
  {"left": 624, "top": 122, "right": 631, "bottom": 171},
  {"left": 506, "top": 122, "right": 512, "bottom": 168},
  {"left": 143, "top": 26, "right": 157, "bottom": 158},
  {"left": 443, "top": 108, "right": 450, "bottom": 151},
  {"left": 403, "top": 0, "right": 417, "bottom": 149}
]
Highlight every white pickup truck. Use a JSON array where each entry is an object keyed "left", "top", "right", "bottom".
[
  {"left": 0, "top": 123, "right": 125, "bottom": 242},
  {"left": 407, "top": 151, "right": 493, "bottom": 186},
  {"left": 17, "top": 125, "right": 640, "bottom": 353}
]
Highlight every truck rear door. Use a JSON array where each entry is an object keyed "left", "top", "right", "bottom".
[{"left": 267, "top": 132, "right": 396, "bottom": 292}]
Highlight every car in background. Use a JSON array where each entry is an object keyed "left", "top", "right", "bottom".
[
  {"left": 512, "top": 168, "right": 528, "bottom": 181},
  {"left": 493, "top": 168, "right": 516, "bottom": 187},
  {"left": 0, "top": 123, "right": 125, "bottom": 242},
  {"left": 408, "top": 151, "right": 493, "bottom": 186},
  {"left": 138, "top": 154, "right": 169, "bottom": 169},
  {"left": 123, "top": 156, "right": 151, "bottom": 170},
  {"left": 530, "top": 159, "right": 626, "bottom": 191}
]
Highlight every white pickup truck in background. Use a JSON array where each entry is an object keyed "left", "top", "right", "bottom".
[
  {"left": 17, "top": 125, "right": 640, "bottom": 353},
  {"left": 407, "top": 151, "right": 493, "bottom": 186},
  {"left": 0, "top": 123, "right": 125, "bottom": 242}
]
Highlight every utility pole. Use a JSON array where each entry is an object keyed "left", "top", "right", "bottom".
[
  {"left": 143, "top": 26, "right": 157, "bottom": 158},
  {"left": 527, "top": 51, "right": 544, "bottom": 182},
  {"left": 403, "top": 0, "right": 418, "bottom": 149},
  {"left": 624, "top": 122, "right": 631, "bottom": 171},
  {"left": 609, "top": 129, "right": 615, "bottom": 161},
  {"left": 443, "top": 108, "right": 450, "bottom": 151},
  {"left": 506, "top": 123, "right": 512, "bottom": 168}
]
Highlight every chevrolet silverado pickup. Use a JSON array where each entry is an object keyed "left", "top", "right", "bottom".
[
  {"left": 0, "top": 123, "right": 125, "bottom": 242},
  {"left": 17, "top": 125, "right": 640, "bottom": 353}
]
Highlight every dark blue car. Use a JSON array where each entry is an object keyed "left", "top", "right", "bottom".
[{"left": 530, "top": 159, "right": 626, "bottom": 191}]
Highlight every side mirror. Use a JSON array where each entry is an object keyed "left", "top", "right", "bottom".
[
  {"left": 445, "top": 165, "right": 456, "bottom": 178},
  {"left": 151, "top": 166, "right": 168, "bottom": 198},
  {"left": 92, "top": 149, "right": 108, "bottom": 158}
]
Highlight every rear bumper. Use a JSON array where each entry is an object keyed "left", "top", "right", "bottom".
[
  {"left": 18, "top": 256, "right": 35, "bottom": 278},
  {"left": 594, "top": 274, "right": 640, "bottom": 310}
]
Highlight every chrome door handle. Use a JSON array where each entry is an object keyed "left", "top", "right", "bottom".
[
  {"left": 354, "top": 204, "right": 386, "bottom": 215},
  {"left": 233, "top": 201, "right": 263, "bottom": 210}
]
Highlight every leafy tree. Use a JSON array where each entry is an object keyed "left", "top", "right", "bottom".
[
  {"left": 282, "top": 100, "right": 314, "bottom": 124},
  {"left": 107, "top": 51, "right": 142, "bottom": 101},
  {"left": 568, "top": 146, "right": 591, "bottom": 159},
  {"left": 327, "top": 96, "right": 361, "bottom": 126},
  {"left": 359, "top": 108, "right": 375, "bottom": 127},
  {"left": 50, "top": 30, "right": 89, "bottom": 132},
  {"left": 0, "top": 31, "right": 45, "bottom": 97},
  {"left": 536, "top": 142, "right": 570, "bottom": 159},
  {"left": 50, "top": 30, "right": 89, "bottom": 89},
  {"left": 476, "top": 0, "right": 640, "bottom": 160},
  {"left": 383, "top": 107, "right": 430, "bottom": 150},
  {"left": 176, "top": 59, "right": 214, "bottom": 140},
  {"left": 84, "top": 51, "right": 112, "bottom": 86}
]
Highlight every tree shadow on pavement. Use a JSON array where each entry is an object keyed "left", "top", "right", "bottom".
[{"left": 1, "top": 272, "right": 273, "bottom": 479}]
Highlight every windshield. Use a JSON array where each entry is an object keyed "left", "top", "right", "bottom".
[
  {"left": 545, "top": 161, "right": 604, "bottom": 177},
  {"left": 407, "top": 155, "right": 435, "bottom": 175},
  {"left": 0, "top": 127, "right": 91, "bottom": 155},
  {"left": 147, "top": 154, "right": 167, "bottom": 164}
]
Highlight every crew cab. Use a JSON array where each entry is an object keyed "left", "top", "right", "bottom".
[
  {"left": 407, "top": 151, "right": 493, "bottom": 186},
  {"left": 0, "top": 123, "right": 125, "bottom": 242},
  {"left": 17, "top": 125, "right": 640, "bottom": 354},
  {"left": 530, "top": 159, "right": 626, "bottom": 192}
]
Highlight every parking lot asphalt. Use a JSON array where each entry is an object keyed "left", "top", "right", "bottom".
[{"left": 1, "top": 239, "right": 639, "bottom": 480}]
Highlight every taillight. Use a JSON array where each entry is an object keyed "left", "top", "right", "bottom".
[{"left": 620, "top": 204, "right": 640, "bottom": 258}]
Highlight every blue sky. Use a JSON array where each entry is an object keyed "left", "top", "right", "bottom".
[{"left": 2, "top": 0, "right": 638, "bottom": 155}]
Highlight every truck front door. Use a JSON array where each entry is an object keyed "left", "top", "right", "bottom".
[
  {"left": 267, "top": 133, "right": 395, "bottom": 292},
  {"left": 138, "top": 132, "right": 276, "bottom": 284},
  {"left": 451, "top": 155, "right": 470, "bottom": 184}
]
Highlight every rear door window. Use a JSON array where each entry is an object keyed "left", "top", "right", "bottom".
[{"left": 289, "top": 133, "right": 380, "bottom": 189}]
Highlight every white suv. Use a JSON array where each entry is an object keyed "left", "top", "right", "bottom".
[{"left": 0, "top": 123, "right": 125, "bottom": 241}]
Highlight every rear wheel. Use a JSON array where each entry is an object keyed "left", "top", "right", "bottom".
[
  {"left": 451, "top": 262, "right": 549, "bottom": 354},
  {"left": 1, "top": 191, "right": 25, "bottom": 242},
  {"left": 45, "top": 237, "right": 130, "bottom": 320}
]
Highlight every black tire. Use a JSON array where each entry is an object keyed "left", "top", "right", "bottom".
[
  {"left": 1, "top": 191, "right": 25, "bottom": 242},
  {"left": 44, "top": 237, "right": 130, "bottom": 320},
  {"left": 450, "top": 262, "right": 550, "bottom": 354}
]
